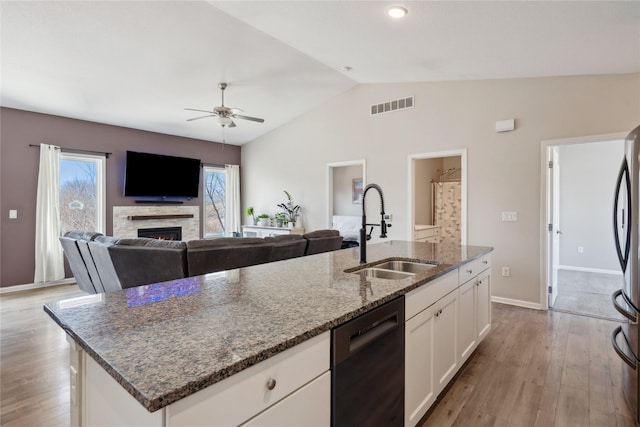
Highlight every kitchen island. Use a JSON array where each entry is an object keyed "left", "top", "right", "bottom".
[{"left": 45, "top": 240, "right": 493, "bottom": 427}]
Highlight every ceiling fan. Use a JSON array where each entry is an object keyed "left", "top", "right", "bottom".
[{"left": 185, "top": 82, "right": 265, "bottom": 128}]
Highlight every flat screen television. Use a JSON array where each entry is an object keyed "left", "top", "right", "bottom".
[{"left": 123, "top": 151, "right": 201, "bottom": 199}]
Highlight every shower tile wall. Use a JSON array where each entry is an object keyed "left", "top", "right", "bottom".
[{"left": 433, "top": 181, "right": 462, "bottom": 245}]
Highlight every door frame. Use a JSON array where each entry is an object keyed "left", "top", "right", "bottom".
[
  {"left": 326, "top": 159, "right": 366, "bottom": 228},
  {"left": 540, "top": 132, "right": 626, "bottom": 309},
  {"left": 407, "top": 149, "right": 467, "bottom": 245}
]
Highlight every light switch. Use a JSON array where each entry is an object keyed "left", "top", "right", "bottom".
[{"left": 9, "top": 210, "right": 17, "bottom": 219}]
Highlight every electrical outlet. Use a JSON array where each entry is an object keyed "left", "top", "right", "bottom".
[
  {"left": 578, "top": 246, "right": 584, "bottom": 253},
  {"left": 502, "top": 267, "right": 510, "bottom": 277},
  {"left": 501, "top": 211, "right": 517, "bottom": 222}
]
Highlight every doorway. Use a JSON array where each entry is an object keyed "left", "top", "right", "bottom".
[
  {"left": 408, "top": 150, "right": 467, "bottom": 246},
  {"left": 542, "top": 133, "right": 626, "bottom": 319},
  {"left": 327, "top": 160, "right": 365, "bottom": 244}
]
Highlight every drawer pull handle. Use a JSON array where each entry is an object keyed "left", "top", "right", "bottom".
[
  {"left": 466, "top": 269, "right": 473, "bottom": 274},
  {"left": 266, "top": 378, "right": 277, "bottom": 390},
  {"left": 482, "top": 260, "right": 488, "bottom": 264}
]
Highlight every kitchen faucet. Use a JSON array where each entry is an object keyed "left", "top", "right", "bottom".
[{"left": 360, "top": 183, "right": 391, "bottom": 264}]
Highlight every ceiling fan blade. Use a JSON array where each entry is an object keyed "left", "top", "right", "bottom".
[
  {"left": 186, "top": 115, "right": 216, "bottom": 122},
  {"left": 233, "top": 114, "right": 265, "bottom": 123},
  {"left": 184, "top": 108, "right": 215, "bottom": 114},
  {"left": 229, "top": 107, "right": 244, "bottom": 113}
]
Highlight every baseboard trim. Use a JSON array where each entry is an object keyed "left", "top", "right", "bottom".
[
  {"left": 0, "top": 278, "right": 76, "bottom": 294},
  {"left": 558, "top": 265, "right": 622, "bottom": 276},
  {"left": 492, "top": 296, "right": 543, "bottom": 310}
]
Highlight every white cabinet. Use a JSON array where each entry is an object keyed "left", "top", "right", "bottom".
[
  {"left": 405, "top": 254, "right": 492, "bottom": 427},
  {"left": 413, "top": 225, "right": 442, "bottom": 243},
  {"left": 457, "top": 254, "right": 492, "bottom": 365},
  {"left": 166, "top": 332, "right": 329, "bottom": 426},
  {"left": 404, "top": 271, "right": 458, "bottom": 427},
  {"left": 242, "top": 225, "right": 304, "bottom": 238},
  {"left": 242, "top": 372, "right": 330, "bottom": 427}
]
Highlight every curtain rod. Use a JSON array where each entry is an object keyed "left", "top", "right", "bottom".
[{"left": 29, "top": 144, "right": 112, "bottom": 158}]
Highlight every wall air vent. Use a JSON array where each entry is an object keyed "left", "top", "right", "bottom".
[{"left": 370, "top": 96, "right": 414, "bottom": 116}]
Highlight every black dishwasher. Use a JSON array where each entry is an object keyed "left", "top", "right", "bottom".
[{"left": 331, "top": 296, "right": 405, "bottom": 427}]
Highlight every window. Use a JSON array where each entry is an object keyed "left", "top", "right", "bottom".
[
  {"left": 203, "top": 166, "right": 226, "bottom": 237},
  {"left": 59, "top": 153, "right": 105, "bottom": 235}
]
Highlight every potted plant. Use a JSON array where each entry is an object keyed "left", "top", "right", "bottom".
[
  {"left": 246, "top": 206, "right": 257, "bottom": 225},
  {"left": 277, "top": 191, "right": 301, "bottom": 228},
  {"left": 274, "top": 212, "right": 286, "bottom": 228},
  {"left": 257, "top": 214, "right": 270, "bottom": 227}
]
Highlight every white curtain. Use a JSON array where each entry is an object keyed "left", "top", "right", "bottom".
[
  {"left": 225, "top": 164, "right": 241, "bottom": 236},
  {"left": 34, "top": 143, "right": 64, "bottom": 283}
]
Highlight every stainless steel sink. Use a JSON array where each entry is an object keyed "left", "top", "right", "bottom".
[
  {"left": 373, "top": 260, "right": 437, "bottom": 274},
  {"left": 354, "top": 268, "right": 415, "bottom": 280}
]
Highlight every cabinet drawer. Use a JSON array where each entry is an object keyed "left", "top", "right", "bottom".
[
  {"left": 458, "top": 260, "right": 479, "bottom": 285},
  {"left": 167, "top": 332, "right": 330, "bottom": 427},
  {"left": 477, "top": 253, "right": 492, "bottom": 273},
  {"left": 406, "top": 270, "right": 457, "bottom": 320}
]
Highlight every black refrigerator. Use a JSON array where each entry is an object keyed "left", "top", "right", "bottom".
[{"left": 612, "top": 124, "right": 640, "bottom": 421}]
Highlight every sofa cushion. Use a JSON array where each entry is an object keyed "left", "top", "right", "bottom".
[
  {"left": 264, "top": 235, "right": 307, "bottom": 262},
  {"left": 186, "top": 237, "right": 273, "bottom": 276},
  {"left": 303, "top": 229, "right": 343, "bottom": 255}
]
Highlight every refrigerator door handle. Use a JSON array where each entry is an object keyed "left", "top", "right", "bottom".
[
  {"left": 613, "top": 289, "right": 638, "bottom": 322},
  {"left": 613, "top": 159, "right": 631, "bottom": 271},
  {"left": 612, "top": 325, "right": 638, "bottom": 369}
]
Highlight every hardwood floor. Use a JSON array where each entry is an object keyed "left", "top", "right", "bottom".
[
  {"left": 1, "top": 284, "right": 85, "bottom": 427},
  {"left": 420, "top": 303, "right": 639, "bottom": 427},
  {"left": 1, "top": 285, "right": 638, "bottom": 426}
]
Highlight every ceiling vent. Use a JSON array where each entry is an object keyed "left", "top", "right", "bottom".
[{"left": 370, "top": 96, "right": 414, "bottom": 116}]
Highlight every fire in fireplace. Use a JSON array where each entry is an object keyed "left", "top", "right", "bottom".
[{"left": 138, "top": 227, "right": 182, "bottom": 241}]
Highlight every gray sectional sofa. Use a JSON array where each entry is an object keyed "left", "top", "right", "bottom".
[{"left": 60, "top": 229, "right": 343, "bottom": 294}]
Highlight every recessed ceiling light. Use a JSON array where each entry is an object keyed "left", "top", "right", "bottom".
[{"left": 387, "top": 6, "right": 408, "bottom": 18}]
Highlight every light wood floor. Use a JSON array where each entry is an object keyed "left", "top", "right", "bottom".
[
  {"left": 1, "top": 284, "right": 639, "bottom": 427},
  {"left": 421, "top": 301, "right": 639, "bottom": 427}
]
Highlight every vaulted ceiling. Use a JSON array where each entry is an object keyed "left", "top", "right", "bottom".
[{"left": 2, "top": 1, "right": 638, "bottom": 145}]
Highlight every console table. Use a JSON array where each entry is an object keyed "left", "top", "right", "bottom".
[{"left": 242, "top": 225, "right": 305, "bottom": 238}]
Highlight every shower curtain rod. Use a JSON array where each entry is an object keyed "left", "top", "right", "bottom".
[{"left": 30, "top": 144, "right": 112, "bottom": 158}]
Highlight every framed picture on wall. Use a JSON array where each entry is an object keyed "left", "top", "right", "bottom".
[{"left": 352, "top": 178, "right": 363, "bottom": 204}]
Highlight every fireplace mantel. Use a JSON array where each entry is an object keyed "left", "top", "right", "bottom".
[{"left": 128, "top": 214, "right": 195, "bottom": 221}]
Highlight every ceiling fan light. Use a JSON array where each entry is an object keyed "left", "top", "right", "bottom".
[
  {"left": 387, "top": 6, "right": 408, "bottom": 18},
  {"left": 217, "top": 116, "right": 233, "bottom": 127}
]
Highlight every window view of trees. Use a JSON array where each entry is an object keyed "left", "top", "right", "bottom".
[
  {"left": 59, "top": 155, "right": 100, "bottom": 235},
  {"left": 204, "top": 167, "right": 226, "bottom": 237}
]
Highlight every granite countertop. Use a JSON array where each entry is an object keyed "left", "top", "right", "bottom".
[{"left": 44, "top": 240, "right": 492, "bottom": 413}]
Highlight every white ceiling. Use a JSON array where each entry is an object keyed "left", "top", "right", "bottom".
[{"left": 2, "top": 1, "right": 639, "bottom": 145}]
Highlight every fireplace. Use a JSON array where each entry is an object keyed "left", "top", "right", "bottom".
[{"left": 138, "top": 227, "right": 182, "bottom": 241}]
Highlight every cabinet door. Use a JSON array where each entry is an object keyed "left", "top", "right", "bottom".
[
  {"left": 241, "top": 372, "right": 330, "bottom": 427},
  {"left": 457, "top": 279, "right": 477, "bottom": 364},
  {"left": 433, "top": 290, "right": 458, "bottom": 393},
  {"left": 405, "top": 303, "right": 437, "bottom": 427},
  {"left": 476, "top": 270, "right": 491, "bottom": 343}
]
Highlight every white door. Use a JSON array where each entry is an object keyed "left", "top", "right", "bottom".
[{"left": 547, "top": 147, "right": 561, "bottom": 307}]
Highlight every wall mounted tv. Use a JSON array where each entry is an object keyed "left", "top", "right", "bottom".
[{"left": 123, "top": 151, "right": 201, "bottom": 199}]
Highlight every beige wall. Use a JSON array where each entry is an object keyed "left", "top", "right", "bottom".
[
  {"left": 241, "top": 73, "right": 640, "bottom": 307},
  {"left": 332, "top": 165, "right": 362, "bottom": 216}
]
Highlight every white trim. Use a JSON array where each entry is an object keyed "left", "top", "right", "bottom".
[
  {"left": 407, "top": 149, "right": 467, "bottom": 244},
  {"left": 0, "top": 278, "right": 77, "bottom": 294},
  {"left": 558, "top": 265, "right": 622, "bottom": 276},
  {"left": 539, "top": 131, "right": 627, "bottom": 311},
  {"left": 492, "top": 296, "right": 543, "bottom": 311},
  {"left": 326, "top": 159, "right": 366, "bottom": 229}
]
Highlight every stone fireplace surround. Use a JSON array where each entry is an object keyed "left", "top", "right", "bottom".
[{"left": 113, "top": 206, "right": 200, "bottom": 241}]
